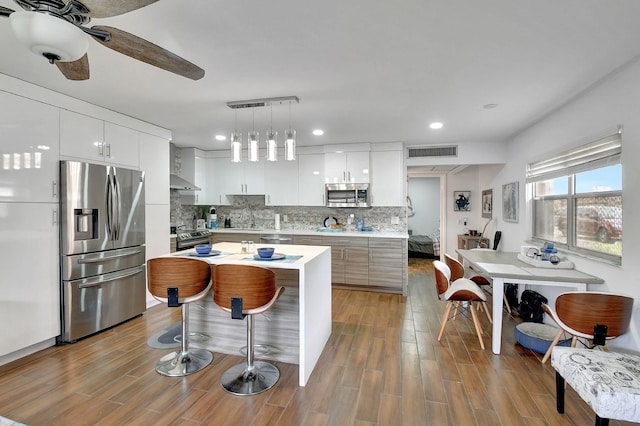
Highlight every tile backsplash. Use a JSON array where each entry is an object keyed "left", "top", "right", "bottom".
[{"left": 170, "top": 191, "right": 406, "bottom": 232}]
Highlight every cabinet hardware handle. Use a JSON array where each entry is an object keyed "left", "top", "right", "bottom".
[
  {"left": 98, "top": 142, "right": 104, "bottom": 157},
  {"left": 52, "top": 180, "right": 57, "bottom": 197},
  {"left": 106, "top": 143, "right": 111, "bottom": 158},
  {"left": 52, "top": 208, "right": 58, "bottom": 225}
]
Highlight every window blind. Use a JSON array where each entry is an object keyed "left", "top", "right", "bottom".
[{"left": 526, "top": 129, "right": 622, "bottom": 183}]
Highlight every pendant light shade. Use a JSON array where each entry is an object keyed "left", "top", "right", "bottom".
[
  {"left": 266, "top": 130, "right": 278, "bottom": 162},
  {"left": 231, "top": 131, "right": 242, "bottom": 163},
  {"left": 10, "top": 12, "right": 89, "bottom": 62},
  {"left": 285, "top": 129, "right": 296, "bottom": 161},
  {"left": 248, "top": 130, "right": 259, "bottom": 162},
  {"left": 226, "top": 96, "right": 299, "bottom": 162},
  {"left": 285, "top": 100, "right": 296, "bottom": 161}
]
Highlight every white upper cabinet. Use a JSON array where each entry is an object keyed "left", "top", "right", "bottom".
[
  {"left": 209, "top": 157, "right": 230, "bottom": 206},
  {"left": 265, "top": 155, "right": 299, "bottom": 206},
  {"left": 324, "top": 151, "right": 370, "bottom": 183},
  {"left": 139, "top": 132, "right": 169, "bottom": 205},
  {"left": 60, "top": 110, "right": 139, "bottom": 168},
  {"left": 103, "top": 122, "right": 140, "bottom": 168},
  {"left": 298, "top": 153, "right": 325, "bottom": 206},
  {"left": 223, "top": 153, "right": 265, "bottom": 196},
  {"left": 0, "top": 91, "right": 60, "bottom": 203},
  {"left": 371, "top": 149, "right": 404, "bottom": 206}
]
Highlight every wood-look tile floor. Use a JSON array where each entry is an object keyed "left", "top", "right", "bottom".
[{"left": 0, "top": 258, "right": 632, "bottom": 425}]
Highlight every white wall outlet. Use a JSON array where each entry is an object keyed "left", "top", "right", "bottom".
[{"left": 391, "top": 216, "right": 400, "bottom": 225}]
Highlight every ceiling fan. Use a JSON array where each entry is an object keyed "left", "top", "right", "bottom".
[{"left": 0, "top": 0, "right": 204, "bottom": 81}]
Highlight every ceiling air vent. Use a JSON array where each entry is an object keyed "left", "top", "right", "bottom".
[{"left": 408, "top": 145, "right": 458, "bottom": 158}]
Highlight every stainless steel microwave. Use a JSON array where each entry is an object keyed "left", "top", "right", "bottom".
[{"left": 325, "top": 183, "right": 370, "bottom": 208}]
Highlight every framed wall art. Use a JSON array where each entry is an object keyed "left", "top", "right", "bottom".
[
  {"left": 502, "top": 181, "right": 519, "bottom": 222},
  {"left": 482, "top": 189, "right": 493, "bottom": 218},
  {"left": 454, "top": 191, "right": 471, "bottom": 211}
]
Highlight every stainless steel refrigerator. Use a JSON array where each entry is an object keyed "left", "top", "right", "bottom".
[{"left": 59, "top": 160, "right": 146, "bottom": 342}]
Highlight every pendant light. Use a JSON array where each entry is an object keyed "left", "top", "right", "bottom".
[
  {"left": 266, "top": 103, "right": 278, "bottom": 161},
  {"left": 248, "top": 108, "right": 259, "bottom": 162},
  {"left": 230, "top": 109, "right": 242, "bottom": 163},
  {"left": 285, "top": 100, "right": 296, "bottom": 161}
]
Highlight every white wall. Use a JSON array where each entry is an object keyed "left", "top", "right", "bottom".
[
  {"left": 408, "top": 177, "right": 440, "bottom": 235},
  {"left": 489, "top": 56, "right": 640, "bottom": 352},
  {"left": 442, "top": 165, "right": 502, "bottom": 254}
]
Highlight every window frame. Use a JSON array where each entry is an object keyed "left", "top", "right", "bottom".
[{"left": 528, "top": 129, "right": 622, "bottom": 264}]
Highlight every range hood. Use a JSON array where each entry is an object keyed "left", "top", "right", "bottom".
[
  {"left": 169, "top": 142, "right": 200, "bottom": 190},
  {"left": 170, "top": 174, "right": 200, "bottom": 191}
]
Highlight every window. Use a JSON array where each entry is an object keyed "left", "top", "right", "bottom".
[{"left": 528, "top": 129, "right": 622, "bottom": 262}]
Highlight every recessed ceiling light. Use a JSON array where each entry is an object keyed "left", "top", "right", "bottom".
[
  {"left": 215, "top": 134, "right": 226, "bottom": 141},
  {"left": 429, "top": 122, "right": 443, "bottom": 130},
  {"left": 483, "top": 103, "right": 498, "bottom": 109},
  {"left": 312, "top": 129, "right": 324, "bottom": 136}
]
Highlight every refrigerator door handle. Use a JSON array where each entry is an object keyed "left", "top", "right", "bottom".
[
  {"left": 105, "top": 173, "right": 113, "bottom": 240},
  {"left": 77, "top": 248, "right": 144, "bottom": 264},
  {"left": 77, "top": 266, "right": 145, "bottom": 288},
  {"left": 113, "top": 174, "right": 122, "bottom": 240}
]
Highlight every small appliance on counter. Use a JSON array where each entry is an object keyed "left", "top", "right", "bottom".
[
  {"left": 224, "top": 216, "right": 231, "bottom": 228},
  {"left": 209, "top": 207, "right": 217, "bottom": 228},
  {"left": 196, "top": 219, "right": 206, "bottom": 230}
]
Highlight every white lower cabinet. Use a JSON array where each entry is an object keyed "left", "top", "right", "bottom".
[{"left": 0, "top": 202, "right": 60, "bottom": 357}]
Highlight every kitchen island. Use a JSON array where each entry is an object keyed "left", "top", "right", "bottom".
[
  {"left": 172, "top": 242, "right": 331, "bottom": 386},
  {"left": 208, "top": 228, "right": 409, "bottom": 294}
]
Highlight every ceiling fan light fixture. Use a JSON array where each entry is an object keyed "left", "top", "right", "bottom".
[{"left": 10, "top": 11, "right": 89, "bottom": 63}]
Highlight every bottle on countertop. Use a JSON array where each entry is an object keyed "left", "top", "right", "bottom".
[
  {"left": 356, "top": 217, "right": 364, "bottom": 231},
  {"left": 192, "top": 214, "right": 197, "bottom": 230}
]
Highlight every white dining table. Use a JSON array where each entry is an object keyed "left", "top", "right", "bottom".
[
  {"left": 171, "top": 242, "right": 332, "bottom": 386},
  {"left": 456, "top": 249, "right": 604, "bottom": 354}
]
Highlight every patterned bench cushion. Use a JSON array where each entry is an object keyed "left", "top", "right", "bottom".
[{"left": 551, "top": 347, "right": 640, "bottom": 422}]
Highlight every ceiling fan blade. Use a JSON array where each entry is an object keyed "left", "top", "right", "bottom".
[
  {"left": 81, "top": 0, "right": 160, "bottom": 18},
  {"left": 55, "top": 54, "right": 90, "bottom": 80},
  {"left": 91, "top": 26, "right": 205, "bottom": 80},
  {"left": 0, "top": 5, "right": 15, "bottom": 17}
]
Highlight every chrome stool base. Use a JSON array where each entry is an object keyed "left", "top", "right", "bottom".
[
  {"left": 221, "top": 361, "right": 280, "bottom": 395},
  {"left": 156, "top": 348, "right": 213, "bottom": 377}
]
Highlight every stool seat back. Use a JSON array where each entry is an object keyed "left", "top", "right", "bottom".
[
  {"left": 212, "top": 264, "right": 278, "bottom": 313},
  {"left": 147, "top": 257, "right": 212, "bottom": 303}
]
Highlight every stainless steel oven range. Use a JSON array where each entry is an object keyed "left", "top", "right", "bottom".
[{"left": 176, "top": 229, "right": 211, "bottom": 251}]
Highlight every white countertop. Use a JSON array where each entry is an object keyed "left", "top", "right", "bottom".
[
  {"left": 172, "top": 242, "right": 331, "bottom": 270},
  {"left": 207, "top": 228, "right": 408, "bottom": 239}
]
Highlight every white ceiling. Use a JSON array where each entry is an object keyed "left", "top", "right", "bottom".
[{"left": 1, "top": 0, "right": 640, "bottom": 151}]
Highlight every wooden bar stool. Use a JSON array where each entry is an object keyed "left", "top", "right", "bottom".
[
  {"left": 147, "top": 257, "right": 213, "bottom": 377},
  {"left": 212, "top": 264, "right": 285, "bottom": 395}
]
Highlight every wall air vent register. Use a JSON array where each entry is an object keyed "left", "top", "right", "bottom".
[{"left": 407, "top": 145, "right": 458, "bottom": 158}]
